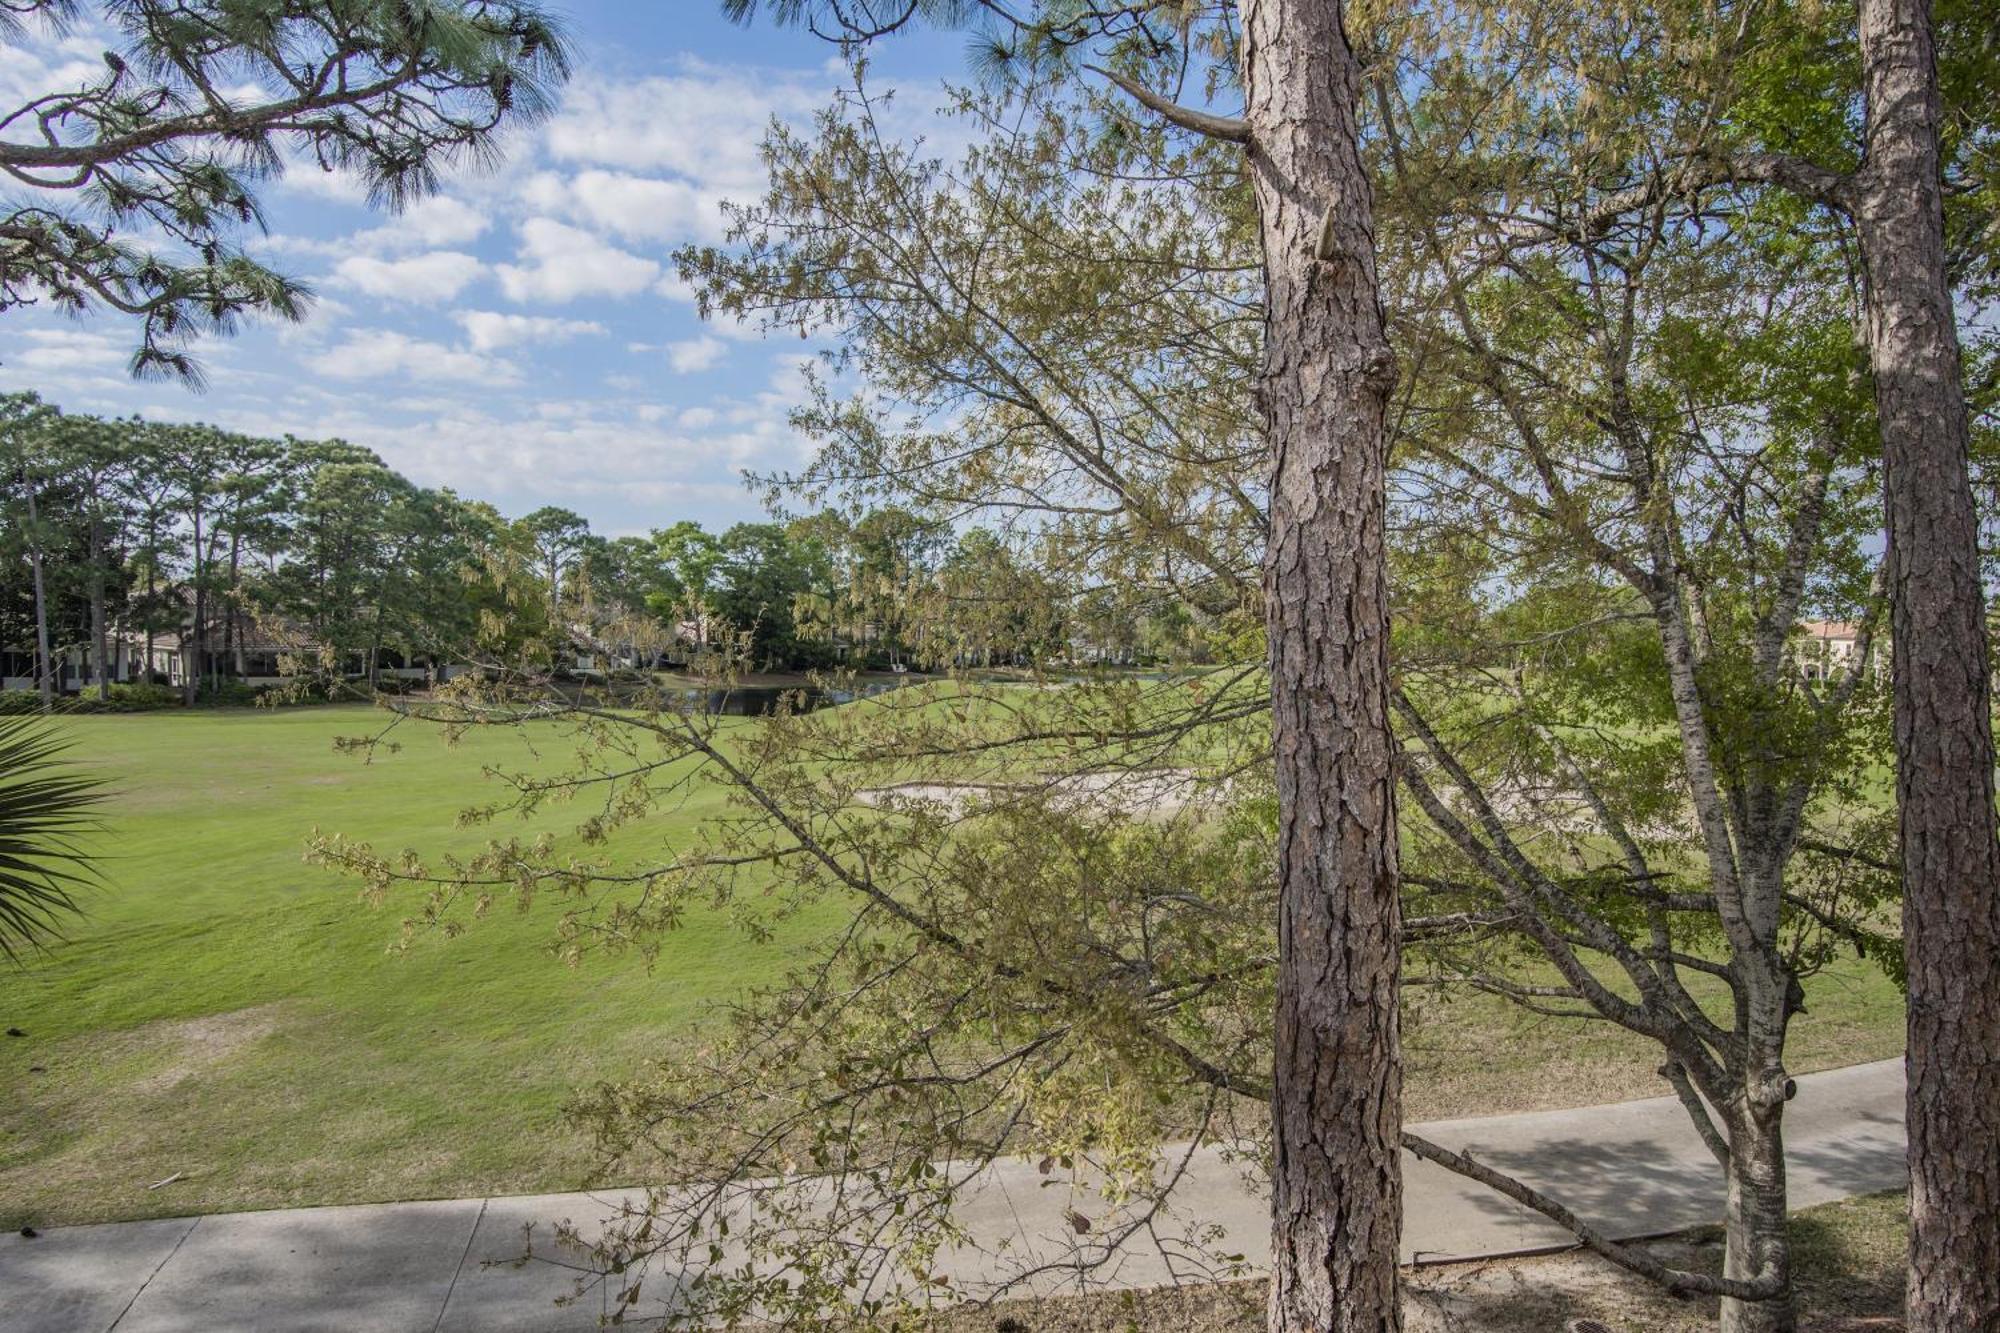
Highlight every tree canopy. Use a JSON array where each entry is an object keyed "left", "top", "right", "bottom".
[
  {"left": 305, "top": 4, "right": 2000, "bottom": 1321},
  {"left": 0, "top": 0, "right": 571, "bottom": 382}
]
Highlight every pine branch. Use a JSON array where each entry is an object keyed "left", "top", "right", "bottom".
[{"left": 1085, "top": 66, "right": 1250, "bottom": 144}]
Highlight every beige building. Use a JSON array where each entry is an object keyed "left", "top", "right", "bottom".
[{"left": 1796, "top": 620, "right": 1870, "bottom": 684}]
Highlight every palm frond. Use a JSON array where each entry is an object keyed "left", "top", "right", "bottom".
[{"left": 0, "top": 716, "right": 106, "bottom": 961}]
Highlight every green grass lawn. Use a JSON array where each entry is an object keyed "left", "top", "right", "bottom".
[
  {"left": 1401, "top": 955, "right": 1906, "bottom": 1122},
  {"left": 0, "top": 704, "right": 839, "bottom": 1229},
  {"left": 0, "top": 702, "right": 1908, "bottom": 1229}
]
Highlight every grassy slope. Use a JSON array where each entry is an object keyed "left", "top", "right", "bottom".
[
  {"left": 0, "top": 704, "right": 1906, "bottom": 1228},
  {"left": 0, "top": 706, "right": 838, "bottom": 1228},
  {"left": 1403, "top": 954, "right": 1906, "bottom": 1122}
]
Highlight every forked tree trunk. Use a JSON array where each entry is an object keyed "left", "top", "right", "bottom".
[
  {"left": 1242, "top": 1, "right": 1404, "bottom": 1328},
  {"left": 1853, "top": 0, "right": 2000, "bottom": 1325}
]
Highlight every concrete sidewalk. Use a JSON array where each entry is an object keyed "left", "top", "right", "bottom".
[{"left": 1, "top": 1059, "right": 1907, "bottom": 1332}]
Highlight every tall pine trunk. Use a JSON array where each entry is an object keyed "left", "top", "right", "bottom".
[
  {"left": 1853, "top": 0, "right": 2000, "bottom": 1323},
  {"left": 1242, "top": 1, "right": 1404, "bottom": 1328},
  {"left": 186, "top": 508, "right": 206, "bottom": 707},
  {"left": 228, "top": 533, "right": 245, "bottom": 678},
  {"left": 143, "top": 529, "right": 158, "bottom": 688},
  {"left": 23, "top": 463, "right": 54, "bottom": 714},
  {"left": 89, "top": 497, "right": 109, "bottom": 702}
]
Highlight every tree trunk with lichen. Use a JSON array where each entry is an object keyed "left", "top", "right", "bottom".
[{"left": 1242, "top": 1, "right": 1404, "bottom": 1329}]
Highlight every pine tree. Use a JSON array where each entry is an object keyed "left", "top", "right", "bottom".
[{"left": 0, "top": 0, "right": 570, "bottom": 380}]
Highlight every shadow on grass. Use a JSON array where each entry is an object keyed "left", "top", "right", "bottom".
[{"left": 1789, "top": 1190, "right": 1906, "bottom": 1326}]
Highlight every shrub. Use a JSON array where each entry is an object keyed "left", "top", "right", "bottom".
[
  {"left": 194, "top": 681, "right": 261, "bottom": 708},
  {"left": 102, "top": 683, "right": 180, "bottom": 711},
  {"left": 3, "top": 684, "right": 180, "bottom": 714},
  {"left": 786, "top": 642, "right": 842, "bottom": 672}
]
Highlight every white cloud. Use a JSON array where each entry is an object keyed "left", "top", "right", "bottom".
[
  {"left": 495, "top": 218, "right": 661, "bottom": 304},
  {"left": 515, "top": 168, "right": 726, "bottom": 245},
  {"left": 541, "top": 59, "right": 828, "bottom": 198},
  {"left": 277, "top": 164, "right": 374, "bottom": 206},
  {"left": 0, "top": 30, "right": 113, "bottom": 110},
  {"left": 0, "top": 56, "right": 897, "bottom": 533},
  {"left": 308, "top": 401, "right": 792, "bottom": 511},
  {"left": 222, "top": 357, "right": 825, "bottom": 518},
  {"left": 331, "top": 250, "right": 483, "bottom": 302},
  {"left": 761, "top": 354, "right": 819, "bottom": 410},
  {"left": 666, "top": 336, "right": 728, "bottom": 374},
  {"left": 360, "top": 196, "right": 492, "bottom": 251},
  {"left": 257, "top": 293, "right": 352, "bottom": 350},
  {"left": 259, "top": 196, "right": 492, "bottom": 262},
  {"left": 4, "top": 328, "right": 130, "bottom": 374},
  {"left": 654, "top": 272, "right": 700, "bottom": 304},
  {"left": 316, "top": 330, "right": 514, "bottom": 385},
  {"left": 455, "top": 310, "right": 605, "bottom": 352}
]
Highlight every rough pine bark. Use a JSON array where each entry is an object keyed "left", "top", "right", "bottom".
[
  {"left": 1853, "top": 0, "right": 2000, "bottom": 1324},
  {"left": 1242, "top": 1, "right": 1404, "bottom": 1328}
]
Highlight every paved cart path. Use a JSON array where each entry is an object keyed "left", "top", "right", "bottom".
[{"left": 1, "top": 1059, "right": 1906, "bottom": 1332}]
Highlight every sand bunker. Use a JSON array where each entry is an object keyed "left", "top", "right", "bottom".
[{"left": 856, "top": 769, "right": 1223, "bottom": 817}]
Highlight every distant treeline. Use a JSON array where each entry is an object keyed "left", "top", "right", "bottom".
[{"left": 2, "top": 392, "right": 1207, "bottom": 702}]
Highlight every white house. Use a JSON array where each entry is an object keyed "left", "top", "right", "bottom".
[{"left": 3, "top": 632, "right": 180, "bottom": 693}]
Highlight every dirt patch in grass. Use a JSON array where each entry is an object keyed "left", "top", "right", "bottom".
[
  {"left": 0, "top": 1002, "right": 306, "bottom": 1225},
  {"left": 908, "top": 1192, "right": 1907, "bottom": 1333},
  {"left": 132, "top": 1004, "right": 289, "bottom": 1094}
]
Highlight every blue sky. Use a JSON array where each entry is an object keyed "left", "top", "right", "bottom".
[{"left": 0, "top": 3, "right": 967, "bottom": 535}]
